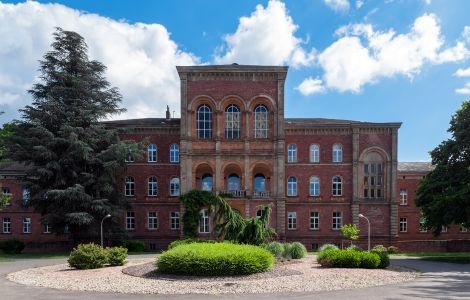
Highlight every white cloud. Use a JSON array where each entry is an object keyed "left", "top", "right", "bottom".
[
  {"left": 423, "top": 0, "right": 432, "bottom": 4},
  {"left": 214, "top": 0, "right": 314, "bottom": 68},
  {"left": 0, "top": 1, "right": 199, "bottom": 122},
  {"left": 317, "top": 14, "right": 470, "bottom": 92},
  {"left": 456, "top": 82, "right": 470, "bottom": 95},
  {"left": 323, "top": 0, "right": 350, "bottom": 12},
  {"left": 454, "top": 67, "right": 470, "bottom": 77},
  {"left": 296, "top": 77, "right": 326, "bottom": 96},
  {"left": 355, "top": 1, "right": 364, "bottom": 9}
]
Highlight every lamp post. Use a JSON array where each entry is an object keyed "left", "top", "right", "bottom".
[
  {"left": 358, "top": 214, "right": 370, "bottom": 251},
  {"left": 101, "top": 214, "right": 111, "bottom": 247}
]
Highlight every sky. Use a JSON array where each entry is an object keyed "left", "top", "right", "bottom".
[{"left": 0, "top": 0, "right": 469, "bottom": 162}]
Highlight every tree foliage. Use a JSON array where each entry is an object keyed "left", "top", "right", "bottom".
[
  {"left": 416, "top": 100, "right": 470, "bottom": 234},
  {"left": 341, "top": 224, "right": 360, "bottom": 244},
  {"left": 2, "top": 28, "right": 142, "bottom": 242}
]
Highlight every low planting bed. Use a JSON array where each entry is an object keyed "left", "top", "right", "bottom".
[{"left": 156, "top": 242, "right": 274, "bottom": 276}]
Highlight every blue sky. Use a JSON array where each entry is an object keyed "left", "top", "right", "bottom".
[{"left": 0, "top": 0, "right": 469, "bottom": 162}]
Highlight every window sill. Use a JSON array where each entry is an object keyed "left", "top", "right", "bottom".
[
  {"left": 170, "top": 228, "right": 180, "bottom": 231},
  {"left": 287, "top": 228, "right": 297, "bottom": 231},
  {"left": 309, "top": 228, "right": 320, "bottom": 231}
]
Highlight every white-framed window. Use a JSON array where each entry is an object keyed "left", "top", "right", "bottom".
[
  {"left": 148, "top": 212, "right": 158, "bottom": 230},
  {"left": 332, "top": 212, "right": 342, "bottom": 229},
  {"left": 197, "top": 104, "right": 212, "bottom": 139},
  {"left": 364, "top": 162, "right": 383, "bottom": 199},
  {"left": 287, "top": 144, "right": 297, "bottom": 163},
  {"left": 125, "top": 176, "right": 135, "bottom": 196},
  {"left": 332, "top": 144, "right": 342, "bottom": 162},
  {"left": 199, "top": 209, "right": 209, "bottom": 233},
  {"left": 2, "top": 187, "right": 11, "bottom": 196},
  {"left": 148, "top": 144, "right": 157, "bottom": 162},
  {"left": 170, "top": 144, "right": 179, "bottom": 163},
  {"left": 441, "top": 225, "right": 448, "bottom": 233},
  {"left": 332, "top": 176, "right": 342, "bottom": 196},
  {"left": 43, "top": 223, "right": 51, "bottom": 234},
  {"left": 310, "top": 144, "right": 320, "bottom": 162},
  {"left": 287, "top": 177, "right": 297, "bottom": 196},
  {"left": 400, "top": 217, "right": 407, "bottom": 232},
  {"left": 2, "top": 217, "right": 11, "bottom": 233},
  {"left": 126, "top": 211, "right": 135, "bottom": 230},
  {"left": 309, "top": 176, "right": 320, "bottom": 196},
  {"left": 22, "top": 188, "right": 31, "bottom": 204},
  {"left": 419, "top": 217, "right": 427, "bottom": 232},
  {"left": 400, "top": 189, "right": 408, "bottom": 205},
  {"left": 23, "top": 217, "right": 31, "bottom": 233},
  {"left": 256, "top": 209, "right": 264, "bottom": 218},
  {"left": 253, "top": 104, "right": 268, "bottom": 139},
  {"left": 170, "top": 212, "right": 180, "bottom": 230},
  {"left": 170, "top": 177, "right": 180, "bottom": 196},
  {"left": 459, "top": 224, "right": 468, "bottom": 233},
  {"left": 148, "top": 176, "right": 158, "bottom": 196},
  {"left": 225, "top": 104, "right": 240, "bottom": 139},
  {"left": 310, "top": 211, "right": 319, "bottom": 230},
  {"left": 124, "top": 152, "right": 134, "bottom": 163},
  {"left": 287, "top": 212, "right": 297, "bottom": 230}
]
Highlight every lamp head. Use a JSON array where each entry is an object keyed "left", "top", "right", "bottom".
[
  {"left": 358, "top": 214, "right": 364, "bottom": 218},
  {"left": 105, "top": 214, "right": 111, "bottom": 218}
]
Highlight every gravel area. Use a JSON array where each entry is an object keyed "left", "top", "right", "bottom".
[{"left": 7, "top": 256, "right": 419, "bottom": 295}]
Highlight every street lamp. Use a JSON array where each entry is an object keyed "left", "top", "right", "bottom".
[
  {"left": 358, "top": 214, "right": 371, "bottom": 251},
  {"left": 101, "top": 214, "right": 111, "bottom": 247}
]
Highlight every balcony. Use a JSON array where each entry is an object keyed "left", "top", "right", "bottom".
[
  {"left": 220, "top": 190, "right": 247, "bottom": 198},
  {"left": 252, "top": 191, "right": 270, "bottom": 199}
]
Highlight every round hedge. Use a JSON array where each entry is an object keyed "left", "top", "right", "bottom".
[{"left": 156, "top": 242, "right": 275, "bottom": 276}]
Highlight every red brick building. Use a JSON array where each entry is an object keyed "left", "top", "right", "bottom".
[{"left": 1, "top": 65, "right": 469, "bottom": 251}]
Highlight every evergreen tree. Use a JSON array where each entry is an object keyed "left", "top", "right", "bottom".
[
  {"left": 4, "top": 28, "right": 142, "bottom": 242},
  {"left": 416, "top": 101, "right": 470, "bottom": 234}
]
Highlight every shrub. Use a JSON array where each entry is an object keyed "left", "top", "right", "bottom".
[
  {"left": 371, "top": 245, "right": 390, "bottom": 268},
  {"left": 68, "top": 243, "right": 108, "bottom": 269},
  {"left": 319, "top": 243, "right": 339, "bottom": 252},
  {"left": 372, "top": 245, "right": 388, "bottom": 253},
  {"left": 346, "top": 244, "right": 363, "bottom": 252},
  {"left": 106, "top": 246, "right": 128, "bottom": 266},
  {"left": 282, "top": 243, "right": 293, "bottom": 259},
  {"left": 156, "top": 242, "right": 274, "bottom": 276},
  {"left": 290, "top": 242, "right": 307, "bottom": 259},
  {"left": 118, "top": 240, "right": 145, "bottom": 252},
  {"left": 360, "top": 252, "right": 381, "bottom": 269},
  {"left": 168, "top": 238, "right": 218, "bottom": 250},
  {"left": 0, "top": 238, "right": 25, "bottom": 254},
  {"left": 266, "top": 241, "right": 284, "bottom": 259},
  {"left": 387, "top": 246, "right": 398, "bottom": 254}
]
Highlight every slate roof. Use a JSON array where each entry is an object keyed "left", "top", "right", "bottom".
[
  {"left": 398, "top": 162, "right": 434, "bottom": 173},
  {"left": 102, "top": 118, "right": 180, "bottom": 128},
  {"left": 284, "top": 118, "right": 401, "bottom": 127}
]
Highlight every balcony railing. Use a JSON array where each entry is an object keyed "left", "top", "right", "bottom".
[
  {"left": 220, "top": 190, "right": 247, "bottom": 198},
  {"left": 252, "top": 191, "right": 270, "bottom": 199}
]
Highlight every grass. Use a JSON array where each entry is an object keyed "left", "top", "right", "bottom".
[
  {"left": 392, "top": 252, "right": 470, "bottom": 264},
  {"left": 0, "top": 250, "right": 160, "bottom": 261}
]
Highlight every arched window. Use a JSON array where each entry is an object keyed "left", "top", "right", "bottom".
[
  {"left": 363, "top": 152, "right": 384, "bottom": 199},
  {"left": 125, "top": 176, "right": 135, "bottom": 196},
  {"left": 332, "top": 176, "right": 342, "bottom": 196},
  {"left": 201, "top": 174, "right": 213, "bottom": 192},
  {"left": 170, "top": 144, "right": 179, "bottom": 163},
  {"left": 287, "top": 144, "right": 297, "bottom": 163},
  {"left": 225, "top": 104, "right": 240, "bottom": 139},
  {"left": 332, "top": 144, "right": 342, "bottom": 162},
  {"left": 197, "top": 104, "right": 212, "bottom": 139},
  {"left": 148, "top": 144, "right": 157, "bottom": 162},
  {"left": 227, "top": 174, "right": 240, "bottom": 191},
  {"left": 256, "top": 209, "right": 264, "bottom": 218},
  {"left": 253, "top": 174, "right": 266, "bottom": 191},
  {"left": 253, "top": 104, "right": 268, "bottom": 138},
  {"left": 287, "top": 177, "right": 297, "bottom": 196},
  {"left": 309, "top": 176, "right": 320, "bottom": 196},
  {"left": 148, "top": 176, "right": 157, "bottom": 196},
  {"left": 170, "top": 177, "right": 180, "bottom": 196},
  {"left": 310, "top": 144, "right": 320, "bottom": 163}
]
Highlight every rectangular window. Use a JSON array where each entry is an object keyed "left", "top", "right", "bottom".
[
  {"left": 311, "top": 243, "right": 319, "bottom": 251},
  {"left": 332, "top": 212, "right": 342, "bottom": 229},
  {"left": 23, "top": 217, "right": 31, "bottom": 233},
  {"left": 126, "top": 211, "right": 135, "bottom": 230},
  {"left": 310, "top": 211, "right": 319, "bottom": 230},
  {"left": 3, "top": 217, "right": 11, "bottom": 233},
  {"left": 199, "top": 209, "right": 209, "bottom": 233},
  {"left": 400, "top": 189, "right": 408, "bottom": 205},
  {"left": 148, "top": 212, "right": 158, "bottom": 230},
  {"left": 419, "top": 217, "right": 427, "bottom": 232},
  {"left": 170, "top": 212, "right": 180, "bottom": 230},
  {"left": 364, "top": 163, "right": 383, "bottom": 199},
  {"left": 43, "top": 223, "right": 51, "bottom": 234},
  {"left": 441, "top": 225, "right": 448, "bottom": 233},
  {"left": 460, "top": 225, "right": 468, "bottom": 233},
  {"left": 400, "top": 217, "right": 407, "bottom": 232},
  {"left": 287, "top": 212, "right": 297, "bottom": 230}
]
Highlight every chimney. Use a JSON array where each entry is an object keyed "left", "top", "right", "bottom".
[{"left": 165, "top": 105, "right": 171, "bottom": 120}]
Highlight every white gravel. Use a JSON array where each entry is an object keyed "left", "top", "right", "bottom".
[{"left": 7, "top": 256, "right": 419, "bottom": 295}]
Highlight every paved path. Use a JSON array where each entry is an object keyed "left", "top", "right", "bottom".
[{"left": 1, "top": 255, "right": 469, "bottom": 299}]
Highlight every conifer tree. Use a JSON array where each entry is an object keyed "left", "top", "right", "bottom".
[{"left": 4, "top": 28, "right": 142, "bottom": 243}]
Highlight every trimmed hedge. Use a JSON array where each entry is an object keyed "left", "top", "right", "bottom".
[
  {"left": 106, "top": 246, "right": 128, "bottom": 266},
  {"left": 0, "top": 238, "right": 25, "bottom": 254},
  {"left": 118, "top": 240, "right": 145, "bottom": 252},
  {"left": 317, "top": 250, "right": 381, "bottom": 269},
  {"left": 156, "top": 242, "right": 275, "bottom": 276},
  {"left": 168, "top": 238, "right": 218, "bottom": 250},
  {"left": 360, "top": 252, "right": 381, "bottom": 269},
  {"left": 68, "top": 243, "right": 108, "bottom": 269}
]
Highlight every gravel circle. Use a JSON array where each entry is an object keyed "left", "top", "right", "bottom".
[{"left": 7, "top": 256, "right": 419, "bottom": 295}]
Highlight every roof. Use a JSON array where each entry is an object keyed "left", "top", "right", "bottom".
[
  {"left": 0, "top": 161, "right": 29, "bottom": 175},
  {"left": 176, "top": 64, "right": 288, "bottom": 73},
  {"left": 398, "top": 162, "right": 434, "bottom": 173},
  {"left": 285, "top": 118, "right": 402, "bottom": 128},
  {"left": 102, "top": 118, "right": 180, "bottom": 128}
]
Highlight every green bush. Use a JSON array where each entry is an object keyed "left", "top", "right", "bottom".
[
  {"left": 168, "top": 238, "right": 218, "bottom": 250},
  {"left": 68, "top": 243, "right": 108, "bottom": 269},
  {"left": 118, "top": 240, "right": 145, "bottom": 252},
  {"left": 0, "top": 238, "right": 25, "bottom": 254},
  {"left": 266, "top": 241, "right": 284, "bottom": 259},
  {"left": 106, "top": 246, "right": 128, "bottom": 266},
  {"left": 371, "top": 245, "right": 391, "bottom": 268},
  {"left": 319, "top": 243, "right": 339, "bottom": 252},
  {"left": 360, "top": 252, "right": 381, "bottom": 269},
  {"left": 372, "top": 245, "right": 388, "bottom": 253},
  {"left": 346, "top": 244, "right": 363, "bottom": 252},
  {"left": 387, "top": 246, "right": 398, "bottom": 254},
  {"left": 156, "top": 242, "right": 275, "bottom": 276},
  {"left": 290, "top": 242, "right": 307, "bottom": 259},
  {"left": 282, "top": 242, "right": 293, "bottom": 259},
  {"left": 317, "top": 250, "right": 381, "bottom": 269}
]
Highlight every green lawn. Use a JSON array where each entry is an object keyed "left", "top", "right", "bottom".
[
  {"left": 392, "top": 252, "right": 470, "bottom": 264},
  {"left": 0, "top": 251, "right": 160, "bottom": 261}
]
